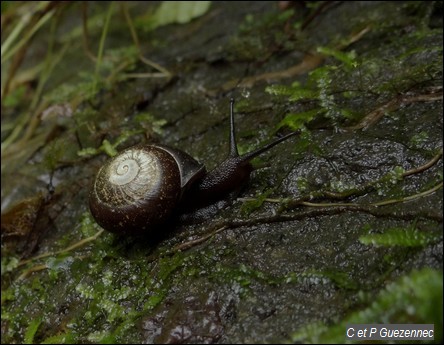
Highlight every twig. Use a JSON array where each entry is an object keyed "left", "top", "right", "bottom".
[
  {"left": 121, "top": 3, "right": 172, "bottom": 78},
  {"left": 172, "top": 226, "right": 227, "bottom": 252},
  {"left": 403, "top": 149, "right": 443, "bottom": 177},
  {"left": 371, "top": 182, "right": 443, "bottom": 206},
  {"left": 347, "top": 90, "right": 443, "bottom": 130},
  {"left": 18, "top": 229, "right": 104, "bottom": 267}
]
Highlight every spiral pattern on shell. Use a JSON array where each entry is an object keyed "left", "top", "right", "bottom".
[
  {"left": 89, "top": 145, "right": 182, "bottom": 235},
  {"left": 97, "top": 150, "right": 160, "bottom": 206},
  {"left": 108, "top": 157, "right": 141, "bottom": 186}
]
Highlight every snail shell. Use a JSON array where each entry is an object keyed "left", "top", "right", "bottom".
[{"left": 89, "top": 144, "right": 205, "bottom": 235}]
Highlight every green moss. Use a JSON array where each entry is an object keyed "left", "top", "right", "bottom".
[
  {"left": 77, "top": 129, "right": 144, "bottom": 158},
  {"left": 290, "top": 268, "right": 443, "bottom": 343},
  {"left": 240, "top": 189, "right": 273, "bottom": 215},
  {"left": 41, "top": 332, "right": 76, "bottom": 344},
  {"left": 329, "top": 179, "right": 359, "bottom": 194},
  {"left": 24, "top": 318, "right": 42, "bottom": 344},
  {"left": 297, "top": 176, "right": 310, "bottom": 193},
  {"left": 133, "top": 112, "right": 167, "bottom": 135},
  {"left": 283, "top": 270, "right": 358, "bottom": 290},
  {"left": 266, "top": 82, "right": 319, "bottom": 102},
  {"left": 316, "top": 46, "right": 357, "bottom": 69},
  {"left": 276, "top": 109, "right": 320, "bottom": 131},
  {"left": 266, "top": 26, "right": 442, "bottom": 129},
  {"left": 1, "top": 257, "right": 20, "bottom": 277},
  {"left": 206, "top": 261, "right": 280, "bottom": 296},
  {"left": 373, "top": 166, "right": 406, "bottom": 196},
  {"left": 410, "top": 131, "right": 430, "bottom": 149},
  {"left": 43, "top": 138, "right": 68, "bottom": 172},
  {"left": 360, "top": 226, "right": 441, "bottom": 247},
  {"left": 1, "top": 276, "right": 52, "bottom": 343}
]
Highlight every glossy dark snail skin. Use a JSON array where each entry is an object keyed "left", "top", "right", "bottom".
[{"left": 89, "top": 99, "right": 297, "bottom": 235}]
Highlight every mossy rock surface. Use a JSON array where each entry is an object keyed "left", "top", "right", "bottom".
[{"left": 1, "top": 2, "right": 442, "bottom": 343}]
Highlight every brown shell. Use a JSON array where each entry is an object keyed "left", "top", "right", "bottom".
[{"left": 89, "top": 144, "right": 203, "bottom": 235}]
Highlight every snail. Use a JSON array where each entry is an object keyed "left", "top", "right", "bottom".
[{"left": 89, "top": 99, "right": 297, "bottom": 235}]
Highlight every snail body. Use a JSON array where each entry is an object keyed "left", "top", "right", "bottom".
[{"left": 90, "top": 99, "right": 297, "bottom": 235}]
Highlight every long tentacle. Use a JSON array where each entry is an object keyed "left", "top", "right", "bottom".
[
  {"left": 229, "top": 98, "right": 239, "bottom": 158},
  {"left": 239, "top": 130, "right": 299, "bottom": 163}
]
